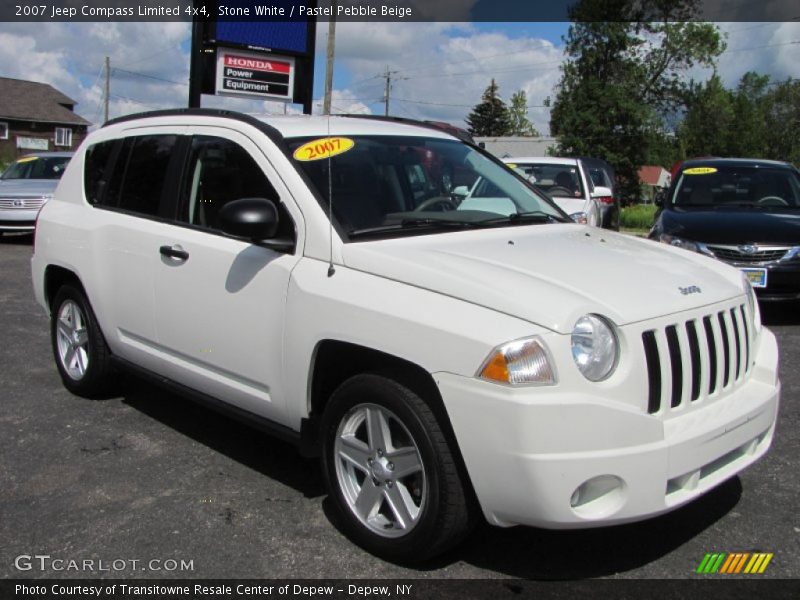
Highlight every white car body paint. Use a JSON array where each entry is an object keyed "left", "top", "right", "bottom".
[{"left": 31, "top": 113, "right": 779, "bottom": 530}]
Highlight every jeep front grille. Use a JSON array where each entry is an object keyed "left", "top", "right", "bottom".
[{"left": 642, "top": 304, "right": 751, "bottom": 414}]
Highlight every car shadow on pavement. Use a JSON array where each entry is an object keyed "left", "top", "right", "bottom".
[
  {"left": 121, "top": 377, "right": 325, "bottom": 500},
  {"left": 442, "top": 476, "right": 742, "bottom": 579},
  {"left": 760, "top": 302, "right": 800, "bottom": 326}
]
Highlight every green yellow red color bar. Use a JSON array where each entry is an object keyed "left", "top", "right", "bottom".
[{"left": 696, "top": 553, "right": 773, "bottom": 574}]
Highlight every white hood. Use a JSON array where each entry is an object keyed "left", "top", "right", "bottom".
[{"left": 341, "top": 224, "right": 744, "bottom": 333}]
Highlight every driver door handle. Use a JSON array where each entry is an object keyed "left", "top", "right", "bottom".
[{"left": 159, "top": 245, "right": 189, "bottom": 261}]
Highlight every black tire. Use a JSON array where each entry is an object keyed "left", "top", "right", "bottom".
[
  {"left": 50, "top": 284, "right": 116, "bottom": 398},
  {"left": 321, "top": 373, "right": 473, "bottom": 562}
]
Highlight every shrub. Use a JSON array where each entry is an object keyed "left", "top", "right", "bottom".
[{"left": 620, "top": 203, "right": 657, "bottom": 230}]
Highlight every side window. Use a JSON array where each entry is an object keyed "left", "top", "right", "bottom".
[
  {"left": 180, "top": 136, "right": 293, "bottom": 238},
  {"left": 83, "top": 140, "right": 117, "bottom": 205},
  {"left": 115, "top": 135, "right": 178, "bottom": 217}
]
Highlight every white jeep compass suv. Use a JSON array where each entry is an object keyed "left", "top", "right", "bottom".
[{"left": 31, "top": 109, "right": 780, "bottom": 562}]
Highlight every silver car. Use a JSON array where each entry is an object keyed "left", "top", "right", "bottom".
[{"left": 0, "top": 152, "right": 72, "bottom": 234}]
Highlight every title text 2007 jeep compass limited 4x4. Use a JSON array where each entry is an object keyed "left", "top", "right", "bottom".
[{"left": 31, "top": 109, "right": 779, "bottom": 562}]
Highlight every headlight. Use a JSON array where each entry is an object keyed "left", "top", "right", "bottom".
[
  {"left": 571, "top": 314, "right": 619, "bottom": 382},
  {"left": 659, "top": 234, "right": 699, "bottom": 252},
  {"left": 742, "top": 273, "right": 761, "bottom": 333},
  {"left": 570, "top": 212, "right": 588, "bottom": 224},
  {"left": 478, "top": 337, "right": 556, "bottom": 385}
]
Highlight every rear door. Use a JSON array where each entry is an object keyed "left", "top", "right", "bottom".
[
  {"left": 89, "top": 133, "right": 187, "bottom": 373},
  {"left": 152, "top": 129, "right": 302, "bottom": 424}
]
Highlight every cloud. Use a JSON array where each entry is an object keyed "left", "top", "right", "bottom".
[
  {"left": 0, "top": 20, "right": 796, "bottom": 135},
  {"left": 325, "top": 22, "right": 563, "bottom": 133},
  {"left": 712, "top": 22, "right": 800, "bottom": 86}
]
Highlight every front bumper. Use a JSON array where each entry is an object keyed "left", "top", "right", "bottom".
[
  {"left": 0, "top": 208, "right": 39, "bottom": 232},
  {"left": 435, "top": 327, "right": 779, "bottom": 529}
]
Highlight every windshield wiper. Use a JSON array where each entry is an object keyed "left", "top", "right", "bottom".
[
  {"left": 348, "top": 218, "right": 480, "bottom": 238},
  {"left": 480, "top": 210, "right": 568, "bottom": 224}
]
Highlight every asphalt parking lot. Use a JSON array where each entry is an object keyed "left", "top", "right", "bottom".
[{"left": 2, "top": 232, "right": 799, "bottom": 581}]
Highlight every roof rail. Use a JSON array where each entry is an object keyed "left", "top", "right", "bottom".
[
  {"left": 101, "top": 108, "right": 287, "bottom": 146},
  {"left": 338, "top": 114, "right": 476, "bottom": 145}
]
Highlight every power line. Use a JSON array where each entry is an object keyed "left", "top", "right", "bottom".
[
  {"left": 393, "top": 97, "right": 550, "bottom": 109},
  {"left": 112, "top": 67, "right": 188, "bottom": 87},
  {"left": 393, "top": 44, "right": 559, "bottom": 77},
  {"left": 109, "top": 93, "right": 161, "bottom": 109},
  {"left": 118, "top": 40, "right": 189, "bottom": 69}
]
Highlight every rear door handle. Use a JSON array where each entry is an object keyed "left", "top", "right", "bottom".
[{"left": 159, "top": 245, "right": 189, "bottom": 261}]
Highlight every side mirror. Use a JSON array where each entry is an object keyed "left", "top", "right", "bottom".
[
  {"left": 219, "top": 197, "right": 279, "bottom": 242},
  {"left": 590, "top": 186, "right": 613, "bottom": 198},
  {"left": 654, "top": 190, "right": 666, "bottom": 207},
  {"left": 452, "top": 185, "right": 469, "bottom": 198}
]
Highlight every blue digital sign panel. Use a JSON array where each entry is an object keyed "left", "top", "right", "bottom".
[{"left": 214, "top": 21, "right": 311, "bottom": 56}]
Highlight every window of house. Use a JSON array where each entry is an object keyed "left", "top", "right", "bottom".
[
  {"left": 0, "top": 122, "right": 8, "bottom": 140},
  {"left": 55, "top": 127, "right": 72, "bottom": 147}
]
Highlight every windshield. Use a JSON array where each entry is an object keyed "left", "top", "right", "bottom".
[
  {"left": 1, "top": 156, "right": 70, "bottom": 180},
  {"left": 288, "top": 135, "right": 567, "bottom": 240},
  {"left": 672, "top": 166, "right": 800, "bottom": 208},
  {"left": 509, "top": 162, "right": 587, "bottom": 199}
]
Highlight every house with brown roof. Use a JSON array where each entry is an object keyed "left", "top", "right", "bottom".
[
  {"left": 0, "top": 77, "right": 91, "bottom": 163},
  {"left": 638, "top": 165, "right": 671, "bottom": 203}
]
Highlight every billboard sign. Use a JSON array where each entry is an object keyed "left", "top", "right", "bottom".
[{"left": 215, "top": 48, "right": 296, "bottom": 101}]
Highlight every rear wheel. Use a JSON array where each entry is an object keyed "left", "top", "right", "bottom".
[
  {"left": 51, "top": 285, "right": 116, "bottom": 397},
  {"left": 321, "top": 374, "right": 473, "bottom": 562}
]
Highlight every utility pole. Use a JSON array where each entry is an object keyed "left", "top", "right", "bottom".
[
  {"left": 383, "top": 66, "right": 391, "bottom": 116},
  {"left": 322, "top": 1, "right": 336, "bottom": 115},
  {"left": 103, "top": 56, "right": 110, "bottom": 123},
  {"left": 381, "top": 67, "right": 406, "bottom": 117}
]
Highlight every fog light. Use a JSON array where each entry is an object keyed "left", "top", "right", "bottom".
[{"left": 569, "top": 475, "right": 626, "bottom": 518}]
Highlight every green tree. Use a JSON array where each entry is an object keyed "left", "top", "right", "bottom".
[
  {"left": 466, "top": 79, "right": 512, "bottom": 137},
  {"left": 508, "top": 90, "right": 540, "bottom": 136},
  {"left": 764, "top": 78, "right": 800, "bottom": 165},
  {"left": 678, "top": 73, "right": 736, "bottom": 157},
  {"left": 549, "top": 0, "right": 724, "bottom": 201}
]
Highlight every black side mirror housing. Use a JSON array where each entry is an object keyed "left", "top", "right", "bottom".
[
  {"left": 654, "top": 190, "right": 665, "bottom": 207},
  {"left": 219, "top": 197, "right": 279, "bottom": 242}
]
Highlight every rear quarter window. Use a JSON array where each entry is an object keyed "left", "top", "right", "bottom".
[{"left": 83, "top": 141, "right": 116, "bottom": 205}]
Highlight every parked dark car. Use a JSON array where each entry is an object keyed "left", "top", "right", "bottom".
[
  {"left": 650, "top": 158, "right": 800, "bottom": 301},
  {"left": 580, "top": 156, "right": 619, "bottom": 230}
]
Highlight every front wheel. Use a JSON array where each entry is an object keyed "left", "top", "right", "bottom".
[
  {"left": 51, "top": 284, "right": 116, "bottom": 398},
  {"left": 321, "top": 374, "right": 473, "bottom": 562}
]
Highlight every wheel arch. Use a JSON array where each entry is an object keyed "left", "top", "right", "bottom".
[
  {"left": 305, "top": 339, "right": 479, "bottom": 507},
  {"left": 44, "top": 265, "right": 86, "bottom": 311}
]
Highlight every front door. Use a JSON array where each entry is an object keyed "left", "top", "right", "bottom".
[{"left": 153, "top": 130, "right": 302, "bottom": 424}]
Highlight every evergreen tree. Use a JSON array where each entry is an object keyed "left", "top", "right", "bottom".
[
  {"left": 466, "top": 79, "right": 512, "bottom": 137},
  {"left": 508, "top": 90, "right": 540, "bottom": 137}
]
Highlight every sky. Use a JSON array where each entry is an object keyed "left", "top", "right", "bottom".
[{"left": 0, "top": 20, "right": 797, "bottom": 134}]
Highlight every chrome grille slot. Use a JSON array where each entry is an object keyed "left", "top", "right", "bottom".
[
  {"left": 665, "top": 325, "right": 683, "bottom": 408},
  {"left": 686, "top": 320, "right": 701, "bottom": 402},
  {"left": 730, "top": 308, "right": 742, "bottom": 381},
  {"left": 740, "top": 305, "right": 750, "bottom": 370},
  {"left": 718, "top": 312, "right": 731, "bottom": 388},
  {"left": 641, "top": 304, "right": 750, "bottom": 416},
  {"left": 643, "top": 330, "right": 661, "bottom": 414},
  {"left": 703, "top": 316, "right": 718, "bottom": 395}
]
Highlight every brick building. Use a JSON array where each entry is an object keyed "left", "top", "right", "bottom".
[{"left": 0, "top": 77, "right": 91, "bottom": 163}]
